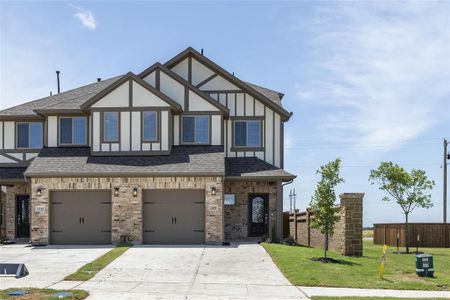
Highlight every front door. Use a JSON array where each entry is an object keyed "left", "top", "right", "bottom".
[
  {"left": 16, "top": 195, "right": 30, "bottom": 238},
  {"left": 248, "top": 194, "right": 269, "bottom": 237}
]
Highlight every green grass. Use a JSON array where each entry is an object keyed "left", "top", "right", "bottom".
[
  {"left": 0, "top": 288, "right": 88, "bottom": 299},
  {"left": 311, "top": 298, "right": 449, "bottom": 300},
  {"left": 363, "top": 229, "right": 374, "bottom": 238},
  {"left": 262, "top": 240, "right": 450, "bottom": 290},
  {"left": 64, "top": 244, "right": 131, "bottom": 281}
]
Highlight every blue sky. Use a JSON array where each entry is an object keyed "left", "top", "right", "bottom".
[{"left": 1, "top": 1, "right": 449, "bottom": 226}]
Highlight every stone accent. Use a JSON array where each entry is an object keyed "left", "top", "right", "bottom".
[
  {"left": 30, "top": 176, "right": 223, "bottom": 245},
  {"left": 289, "top": 193, "right": 363, "bottom": 256},
  {"left": 3, "top": 184, "right": 31, "bottom": 242},
  {"left": 224, "top": 181, "right": 278, "bottom": 241}
]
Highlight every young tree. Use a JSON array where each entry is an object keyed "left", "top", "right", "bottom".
[
  {"left": 310, "top": 158, "right": 344, "bottom": 260},
  {"left": 369, "top": 162, "right": 435, "bottom": 253}
]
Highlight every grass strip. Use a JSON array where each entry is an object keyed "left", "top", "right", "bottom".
[
  {"left": 263, "top": 240, "right": 450, "bottom": 290},
  {"left": 311, "top": 298, "right": 449, "bottom": 300},
  {"left": 0, "top": 288, "right": 88, "bottom": 300},
  {"left": 64, "top": 244, "right": 131, "bottom": 281}
]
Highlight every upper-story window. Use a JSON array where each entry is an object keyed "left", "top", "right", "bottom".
[
  {"left": 182, "top": 116, "right": 209, "bottom": 144},
  {"left": 17, "top": 122, "right": 43, "bottom": 148},
  {"left": 103, "top": 112, "right": 119, "bottom": 142},
  {"left": 234, "top": 120, "right": 262, "bottom": 148},
  {"left": 60, "top": 117, "right": 87, "bottom": 145},
  {"left": 142, "top": 111, "right": 157, "bottom": 142}
]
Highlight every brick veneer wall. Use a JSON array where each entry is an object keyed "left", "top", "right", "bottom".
[
  {"left": 30, "top": 176, "right": 223, "bottom": 245},
  {"left": 4, "top": 184, "right": 31, "bottom": 241},
  {"left": 289, "top": 193, "right": 364, "bottom": 256},
  {"left": 224, "top": 181, "right": 277, "bottom": 241}
]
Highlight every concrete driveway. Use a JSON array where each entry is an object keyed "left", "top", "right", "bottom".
[
  {"left": 79, "top": 243, "right": 306, "bottom": 299},
  {"left": 0, "top": 244, "right": 112, "bottom": 289}
]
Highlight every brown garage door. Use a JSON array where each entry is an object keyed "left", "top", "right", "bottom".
[
  {"left": 143, "top": 190, "right": 205, "bottom": 244},
  {"left": 50, "top": 191, "right": 111, "bottom": 244}
]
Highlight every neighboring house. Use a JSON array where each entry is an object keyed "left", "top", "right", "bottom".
[{"left": 0, "top": 47, "right": 295, "bottom": 245}]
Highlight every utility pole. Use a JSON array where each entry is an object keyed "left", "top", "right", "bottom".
[
  {"left": 292, "top": 188, "right": 297, "bottom": 212},
  {"left": 444, "top": 138, "right": 448, "bottom": 223},
  {"left": 289, "top": 190, "right": 293, "bottom": 212}
]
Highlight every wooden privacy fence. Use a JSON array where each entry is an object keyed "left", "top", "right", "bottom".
[
  {"left": 287, "top": 193, "right": 364, "bottom": 256},
  {"left": 374, "top": 223, "right": 450, "bottom": 248}
]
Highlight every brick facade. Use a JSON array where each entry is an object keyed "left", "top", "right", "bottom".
[
  {"left": 224, "top": 181, "right": 279, "bottom": 241},
  {"left": 30, "top": 176, "right": 223, "bottom": 245},
  {"left": 3, "top": 184, "right": 31, "bottom": 242},
  {"left": 289, "top": 193, "right": 363, "bottom": 256}
]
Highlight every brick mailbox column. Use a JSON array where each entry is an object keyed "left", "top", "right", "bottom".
[{"left": 339, "top": 193, "right": 364, "bottom": 256}]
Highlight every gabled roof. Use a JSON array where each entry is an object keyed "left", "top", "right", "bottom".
[
  {"left": 80, "top": 72, "right": 182, "bottom": 112},
  {"left": 25, "top": 146, "right": 224, "bottom": 177},
  {"left": 139, "top": 63, "right": 230, "bottom": 116},
  {"left": 0, "top": 167, "right": 27, "bottom": 184},
  {"left": 0, "top": 76, "right": 123, "bottom": 119},
  {"left": 164, "top": 47, "right": 292, "bottom": 121},
  {"left": 244, "top": 81, "right": 284, "bottom": 106}
]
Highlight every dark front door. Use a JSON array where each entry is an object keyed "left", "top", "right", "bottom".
[
  {"left": 16, "top": 195, "right": 30, "bottom": 238},
  {"left": 248, "top": 194, "right": 269, "bottom": 237}
]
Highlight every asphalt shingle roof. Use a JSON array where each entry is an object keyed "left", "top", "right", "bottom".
[
  {"left": 25, "top": 146, "right": 225, "bottom": 176},
  {"left": 0, "top": 76, "right": 123, "bottom": 116},
  {"left": 244, "top": 81, "right": 284, "bottom": 105},
  {"left": 0, "top": 167, "right": 27, "bottom": 182},
  {"left": 225, "top": 157, "right": 295, "bottom": 180}
]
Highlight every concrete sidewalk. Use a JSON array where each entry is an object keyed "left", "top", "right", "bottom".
[{"left": 299, "top": 286, "right": 450, "bottom": 298}]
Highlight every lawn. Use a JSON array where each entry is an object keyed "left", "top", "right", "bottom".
[
  {"left": 0, "top": 288, "right": 88, "bottom": 300},
  {"left": 64, "top": 244, "right": 130, "bottom": 281},
  {"left": 311, "top": 298, "right": 449, "bottom": 300},
  {"left": 262, "top": 240, "right": 450, "bottom": 290}
]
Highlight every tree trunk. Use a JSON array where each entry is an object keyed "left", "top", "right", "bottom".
[
  {"left": 324, "top": 231, "right": 328, "bottom": 259},
  {"left": 405, "top": 213, "right": 409, "bottom": 254}
]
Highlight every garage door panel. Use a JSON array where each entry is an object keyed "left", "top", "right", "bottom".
[
  {"left": 50, "top": 191, "right": 111, "bottom": 244},
  {"left": 143, "top": 190, "right": 205, "bottom": 244}
]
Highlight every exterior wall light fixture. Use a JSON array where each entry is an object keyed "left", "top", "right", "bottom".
[
  {"left": 133, "top": 187, "right": 138, "bottom": 197},
  {"left": 36, "top": 188, "right": 42, "bottom": 196},
  {"left": 211, "top": 187, "right": 216, "bottom": 196},
  {"left": 114, "top": 187, "right": 119, "bottom": 197}
]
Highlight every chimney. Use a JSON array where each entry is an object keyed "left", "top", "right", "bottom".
[
  {"left": 50, "top": 91, "right": 53, "bottom": 96},
  {"left": 97, "top": 78, "right": 101, "bottom": 82},
  {"left": 56, "top": 70, "right": 61, "bottom": 94},
  {"left": 201, "top": 49, "right": 204, "bottom": 55}
]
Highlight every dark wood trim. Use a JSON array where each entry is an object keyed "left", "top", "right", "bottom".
[
  {"left": 188, "top": 56, "right": 192, "bottom": 84},
  {"left": 0, "top": 115, "right": 44, "bottom": 121},
  {"left": 155, "top": 68, "right": 160, "bottom": 90},
  {"left": 129, "top": 79, "right": 133, "bottom": 107},
  {"left": 196, "top": 73, "right": 218, "bottom": 88}
]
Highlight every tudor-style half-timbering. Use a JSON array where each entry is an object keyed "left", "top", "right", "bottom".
[
  {"left": 165, "top": 48, "right": 289, "bottom": 168},
  {"left": 0, "top": 120, "right": 43, "bottom": 166},
  {"left": 81, "top": 73, "right": 182, "bottom": 155}
]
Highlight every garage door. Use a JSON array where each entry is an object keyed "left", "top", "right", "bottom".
[
  {"left": 143, "top": 190, "right": 205, "bottom": 244},
  {"left": 50, "top": 191, "right": 111, "bottom": 244}
]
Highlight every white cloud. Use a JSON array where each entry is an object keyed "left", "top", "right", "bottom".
[
  {"left": 70, "top": 4, "right": 97, "bottom": 30},
  {"left": 295, "top": 2, "right": 450, "bottom": 151}
]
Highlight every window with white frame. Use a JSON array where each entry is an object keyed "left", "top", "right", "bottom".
[
  {"left": 17, "top": 122, "right": 43, "bottom": 148},
  {"left": 182, "top": 116, "right": 209, "bottom": 144},
  {"left": 234, "top": 120, "right": 262, "bottom": 147},
  {"left": 60, "top": 117, "right": 87, "bottom": 145}
]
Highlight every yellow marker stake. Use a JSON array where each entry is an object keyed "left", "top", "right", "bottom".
[{"left": 379, "top": 244, "right": 388, "bottom": 279}]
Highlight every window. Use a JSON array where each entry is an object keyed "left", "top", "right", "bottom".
[
  {"left": 60, "top": 117, "right": 87, "bottom": 145},
  {"left": 103, "top": 112, "right": 119, "bottom": 142},
  {"left": 17, "top": 122, "right": 43, "bottom": 148},
  {"left": 234, "top": 120, "right": 261, "bottom": 147},
  {"left": 143, "top": 111, "right": 157, "bottom": 141},
  {"left": 182, "top": 116, "right": 209, "bottom": 144},
  {"left": 224, "top": 194, "right": 236, "bottom": 205}
]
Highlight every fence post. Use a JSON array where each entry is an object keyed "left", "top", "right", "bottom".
[{"left": 306, "top": 208, "right": 311, "bottom": 247}]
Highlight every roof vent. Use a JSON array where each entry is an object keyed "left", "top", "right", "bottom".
[
  {"left": 56, "top": 70, "right": 61, "bottom": 94},
  {"left": 201, "top": 48, "right": 204, "bottom": 55},
  {"left": 97, "top": 78, "right": 101, "bottom": 82}
]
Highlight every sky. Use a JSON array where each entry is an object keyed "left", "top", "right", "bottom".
[{"left": 1, "top": 1, "right": 449, "bottom": 227}]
